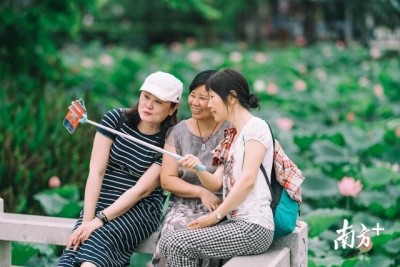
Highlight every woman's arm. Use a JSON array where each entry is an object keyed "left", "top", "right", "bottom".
[
  {"left": 102, "top": 162, "right": 161, "bottom": 220},
  {"left": 178, "top": 154, "right": 223, "bottom": 192},
  {"left": 161, "top": 143, "right": 221, "bottom": 211},
  {"left": 161, "top": 143, "right": 215, "bottom": 197},
  {"left": 66, "top": 132, "right": 111, "bottom": 249},
  {"left": 82, "top": 132, "right": 112, "bottom": 224},
  {"left": 188, "top": 139, "right": 266, "bottom": 229},
  {"left": 75, "top": 145, "right": 163, "bottom": 245}
]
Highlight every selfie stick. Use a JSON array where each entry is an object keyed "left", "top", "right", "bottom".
[{"left": 64, "top": 99, "right": 206, "bottom": 171}]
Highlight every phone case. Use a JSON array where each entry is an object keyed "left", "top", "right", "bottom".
[{"left": 62, "top": 100, "right": 86, "bottom": 134}]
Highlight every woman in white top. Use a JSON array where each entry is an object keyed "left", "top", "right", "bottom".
[{"left": 159, "top": 68, "right": 274, "bottom": 266}]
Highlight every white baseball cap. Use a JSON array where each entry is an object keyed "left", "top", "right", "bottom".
[{"left": 140, "top": 71, "right": 183, "bottom": 103}]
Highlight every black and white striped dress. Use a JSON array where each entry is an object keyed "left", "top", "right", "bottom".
[{"left": 57, "top": 108, "right": 164, "bottom": 267}]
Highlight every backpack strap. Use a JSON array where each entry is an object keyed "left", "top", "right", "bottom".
[
  {"left": 241, "top": 122, "right": 280, "bottom": 215},
  {"left": 259, "top": 122, "right": 281, "bottom": 216}
]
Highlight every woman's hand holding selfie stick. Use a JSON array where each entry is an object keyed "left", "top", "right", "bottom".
[{"left": 63, "top": 99, "right": 206, "bottom": 171}]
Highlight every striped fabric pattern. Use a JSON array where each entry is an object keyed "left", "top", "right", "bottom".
[{"left": 56, "top": 108, "right": 164, "bottom": 267}]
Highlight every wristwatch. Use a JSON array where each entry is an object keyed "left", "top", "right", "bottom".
[
  {"left": 216, "top": 212, "right": 222, "bottom": 221},
  {"left": 95, "top": 211, "right": 109, "bottom": 225}
]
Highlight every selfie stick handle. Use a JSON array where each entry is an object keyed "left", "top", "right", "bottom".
[{"left": 86, "top": 119, "right": 206, "bottom": 171}]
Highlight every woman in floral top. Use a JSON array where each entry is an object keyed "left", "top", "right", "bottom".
[{"left": 159, "top": 68, "right": 275, "bottom": 267}]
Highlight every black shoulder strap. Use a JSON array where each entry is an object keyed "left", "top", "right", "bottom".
[
  {"left": 260, "top": 121, "right": 282, "bottom": 215},
  {"left": 114, "top": 109, "right": 127, "bottom": 141}
]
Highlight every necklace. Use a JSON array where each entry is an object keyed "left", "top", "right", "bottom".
[{"left": 197, "top": 120, "right": 219, "bottom": 151}]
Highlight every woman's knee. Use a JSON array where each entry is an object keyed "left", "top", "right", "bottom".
[
  {"left": 159, "top": 229, "right": 187, "bottom": 257},
  {"left": 159, "top": 230, "right": 175, "bottom": 254}
]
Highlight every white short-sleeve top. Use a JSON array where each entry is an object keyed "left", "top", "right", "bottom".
[{"left": 223, "top": 117, "right": 274, "bottom": 230}]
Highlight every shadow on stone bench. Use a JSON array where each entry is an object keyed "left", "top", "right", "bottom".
[{"left": 0, "top": 198, "right": 307, "bottom": 267}]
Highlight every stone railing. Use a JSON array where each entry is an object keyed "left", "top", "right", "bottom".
[{"left": 0, "top": 198, "right": 308, "bottom": 266}]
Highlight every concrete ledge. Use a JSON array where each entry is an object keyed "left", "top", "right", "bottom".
[
  {"left": 136, "top": 231, "right": 159, "bottom": 254},
  {"left": 0, "top": 213, "right": 75, "bottom": 246},
  {"left": 0, "top": 212, "right": 158, "bottom": 254},
  {"left": 223, "top": 246, "right": 290, "bottom": 267},
  {"left": 223, "top": 222, "right": 308, "bottom": 267},
  {"left": 272, "top": 222, "right": 308, "bottom": 267},
  {"left": 0, "top": 198, "right": 308, "bottom": 267}
]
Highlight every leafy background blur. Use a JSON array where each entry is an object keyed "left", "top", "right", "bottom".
[{"left": 1, "top": 0, "right": 399, "bottom": 266}]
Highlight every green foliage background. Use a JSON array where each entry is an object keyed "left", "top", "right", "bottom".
[{"left": 1, "top": 0, "right": 400, "bottom": 266}]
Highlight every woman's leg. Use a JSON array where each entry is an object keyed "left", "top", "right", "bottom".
[
  {"left": 81, "top": 262, "right": 96, "bottom": 267},
  {"left": 159, "top": 220, "right": 273, "bottom": 267}
]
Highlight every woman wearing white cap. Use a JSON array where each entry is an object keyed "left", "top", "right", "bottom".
[{"left": 56, "top": 71, "right": 183, "bottom": 267}]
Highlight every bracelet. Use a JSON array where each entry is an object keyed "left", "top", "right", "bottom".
[{"left": 95, "top": 211, "right": 109, "bottom": 224}]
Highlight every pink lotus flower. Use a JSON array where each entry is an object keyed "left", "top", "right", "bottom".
[
  {"left": 295, "top": 36, "right": 307, "bottom": 47},
  {"left": 49, "top": 176, "right": 61, "bottom": 188},
  {"left": 335, "top": 40, "right": 345, "bottom": 50},
  {"left": 373, "top": 84, "right": 384, "bottom": 97},
  {"left": 392, "top": 163, "right": 399, "bottom": 172},
  {"left": 170, "top": 42, "right": 182, "bottom": 53},
  {"left": 337, "top": 177, "right": 362, "bottom": 197},
  {"left": 358, "top": 233, "right": 373, "bottom": 253},
  {"left": 99, "top": 54, "right": 114, "bottom": 66},
  {"left": 294, "top": 79, "right": 307, "bottom": 91},
  {"left": 266, "top": 82, "right": 279, "bottom": 95},
  {"left": 188, "top": 51, "right": 202, "bottom": 64},
  {"left": 229, "top": 51, "right": 243, "bottom": 63},
  {"left": 370, "top": 48, "right": 381, "bottom": 59},
  {"left": 396, "top": 126, "right": 400, "bottom": 138},
  {"left": 185, "top": 37, "right": 197, "bottom": 47},
  {"left": 255, "top": 52, "right": 267, "bottom": 63},
  {"left": 314, "top": 69, "right": 327, "bottom": 82},
  {"left": 276, "top": 117, "right": 293, "bottom": 131},
  {"left": 346, "top": 112, "right": 355, "bottom": 122}
]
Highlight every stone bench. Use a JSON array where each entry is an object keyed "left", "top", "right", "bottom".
[{"left": 0, "top": 198, "right": 308, "bottom": 266}]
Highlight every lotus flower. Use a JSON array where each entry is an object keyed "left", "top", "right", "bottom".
[
  {"left": 294, "top": 79, "right": 307, "bottom": 91},
  {"left": 346, "top": 112, "right": 355, "bottom": 122},
  {"left": 395, "top": 126, "right": 400, "bottom": 138},
  {"left": 276, "top": 117, "right": 293, "bottom": 131},
  {"left": 49, "top": 176, "right": 61, "bottom": 188},
  {"left": 370, "top": 47, "right": 381, "bottom": 59},
  {"left": 373, "top": 84, "right": 384, "bottom": 97},
  {"left": 188, "top": 51, "right": 202, "bottom": 64},
  {"left": 358, "top": 233, "right": 373, "bottom": 253},
  {"left": 337, "top": 177, "right": 362, "bottom": 197},
  {"left": 185, "top": 37, "right": 196, "bottom": 47},
  {"left": 255, "top": 52, "right": 267, "bottom": 63},
  {"left": 266, "top": 82, "right": 278, "bottom": 95}
]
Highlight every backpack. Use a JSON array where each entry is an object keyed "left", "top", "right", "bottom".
[{"left": 261, "top": 123, "right": 304, "bottom": 239}]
